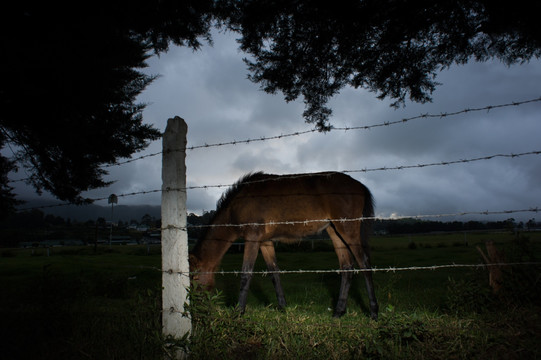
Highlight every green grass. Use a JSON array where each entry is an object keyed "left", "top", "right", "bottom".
[
  {"left": 186, "top": 302, "right": 540, "bottom": 360},
  {"left": 1, "top": 232, "right": 540, "bottom": 359}
]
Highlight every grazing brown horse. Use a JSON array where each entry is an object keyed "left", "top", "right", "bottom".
[{"left": 189, "top": 171, "right": 378, "bottom": 320}]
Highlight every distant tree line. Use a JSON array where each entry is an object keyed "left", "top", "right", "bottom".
[
  {"left": 0, "top": 209, "right": 161, "bottom": 247},
  {"left": 2, "top": 208, "right": 539, "bottom": 248},
  {"left": 0, "top": 209, "right": 161, "bottom": 230},
  {"left": 374, "top": 218, "right": 540, "bottom": 235},
  {"left": 0, "top": 209, "right": 70, "bottom": 229}
]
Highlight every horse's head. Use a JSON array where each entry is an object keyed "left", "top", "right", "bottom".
[{"left": 189, "top": 253, "right": 215, "bottom": 290}]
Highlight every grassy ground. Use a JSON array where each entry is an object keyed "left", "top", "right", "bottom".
[{"left": 0, "top": 232, "right": 539, "bottom": 359}]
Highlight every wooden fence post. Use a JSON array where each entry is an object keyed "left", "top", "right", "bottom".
[
  {"left": 161, "top": 116, "right": 191, "bottom": 358},
  {"left": 476, "top": 240, "right": 505, "bottom": 294}
]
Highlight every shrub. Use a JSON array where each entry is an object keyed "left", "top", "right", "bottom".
[
  {"left": 445, "top": 276, "right": 495, "bottom": 314},
  {"left": 446, "top": 235, "right": 541, "bottom": 313},
  {"left": 498, "top": 235, "right": 541, "bottom": 304}
]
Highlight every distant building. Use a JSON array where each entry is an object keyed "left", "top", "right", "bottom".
[
  {"left": 19, "top": 239, "right": 85, "bottom": 248},
  {"left": 94, "top": 236, "right": 137, "bottom": 245}
]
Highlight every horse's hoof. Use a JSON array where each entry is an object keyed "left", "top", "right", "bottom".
[
  {"left": 234, "top": 304, "right": 246, "bottom": 315},
  {"left": 332, "top": 311, "right": 345, "bottom": 318}
]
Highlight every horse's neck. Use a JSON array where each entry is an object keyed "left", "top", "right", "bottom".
[{"left": 194, "top": 226, "right": 238, "bottom": 270}]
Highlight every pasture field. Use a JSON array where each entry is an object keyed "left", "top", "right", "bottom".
[{"left": 0, "top": 231, "right": 539, "bottom": 359}]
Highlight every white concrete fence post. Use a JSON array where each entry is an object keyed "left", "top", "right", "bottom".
[{"left": 161, "top": 116, "right": 191, "bottom": 358}]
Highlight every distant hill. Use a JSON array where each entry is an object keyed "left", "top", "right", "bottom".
[{"left": 18, "top": 199, "right": 161, "bottom": 222}]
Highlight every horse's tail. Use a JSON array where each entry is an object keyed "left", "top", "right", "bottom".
[{"left": 361, "top": 184, "right": 375, "bottom": 252}]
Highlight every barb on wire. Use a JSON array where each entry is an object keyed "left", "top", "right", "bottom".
[{"left": 98, "top": 96, "right": 541, "bottom": 168}]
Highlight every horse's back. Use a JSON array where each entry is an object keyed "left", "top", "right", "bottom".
[
  {"left": 239, "top": 171, "right": 365, "bottom": 195},
  {"left": 228, "top": 172, "right": 369, "bottom": 225}
]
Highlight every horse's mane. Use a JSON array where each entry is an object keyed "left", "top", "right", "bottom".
[
  {"left": 216, "top": 171, "right": 270, "bottom": 213},
  {"left": 195, "top": 172, "right": 272, "bottom": 244}
]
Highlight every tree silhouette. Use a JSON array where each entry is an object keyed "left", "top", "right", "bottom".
[
  {"left": 0, "top": 145, "right": 22, "bottom": 218},
  {"left": 218, "top": 0, "right": 541, "bottom": 130},
  {"left": 0, "top": 0, "right": 214, "bottom": 208}
]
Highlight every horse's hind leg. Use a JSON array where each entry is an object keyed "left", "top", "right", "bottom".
[
  {"left": 238, "top": 239, "right": 260, "bottom": 314},
  {"left": 329, "top": 222, "right": 378, "bottom": 320},
  {"left": 327, "top": 226, "right": 354, "bottom": 318},
  {"left": 360, "top": 251, "right": 378, "bottom": 320},
  {"left": 260, "top": 241, "right": 287, "bottom": 309},
  {"left": 335, "top": 263, "right": 354, "bottom": 318}
]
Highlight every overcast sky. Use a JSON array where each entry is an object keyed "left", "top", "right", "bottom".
[{"left": 12, "top": 30, "right": 541, "bottom": 222}]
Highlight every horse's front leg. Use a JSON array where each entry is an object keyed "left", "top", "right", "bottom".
[
  {"left": 238, "top": 239, "right": 260, "bottom": 314},
  {"left": 260, "top": 241, "right": 287, "bottom": 309}
]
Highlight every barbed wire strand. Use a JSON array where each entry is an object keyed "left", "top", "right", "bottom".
[
  {"left": 165, "top": 262, "right": 541, "bottom": 277},
  {"left": 14, "top": 150, "right": 541, "bottom": 212},
  {"left": 184, "top": 150, "right": 541, "bottom": 191},
  {"left": 92, "top": 149, "right": 541, "bottom": 199},
  {"left": 45, "top": 261, "right": 540, "bottom": 276},
  {"left": 101, "top": 96, "right": 541, "bottom": 168},
  {"left": 159, "top": 207, "right": 539, "bottom": 233},
  {"left": 101, "top": 149, "right": 541, "bottom": 197}
]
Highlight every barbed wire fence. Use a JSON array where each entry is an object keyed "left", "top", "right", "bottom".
[{"left": 7, "top": 98, "right": 541, "bottom": 342}]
